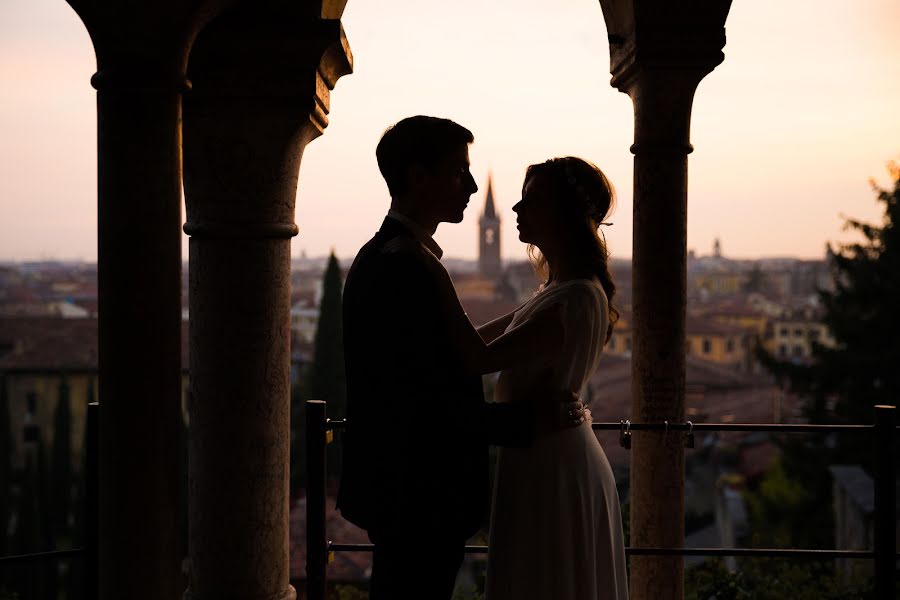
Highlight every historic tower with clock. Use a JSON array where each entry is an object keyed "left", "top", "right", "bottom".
[{"left": 478, "top": 174, "right": 502, "bottom": 278}]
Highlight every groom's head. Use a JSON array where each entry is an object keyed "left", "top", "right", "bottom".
[{"left": 377, "top": 116, "right": 478, "bottom": 225}]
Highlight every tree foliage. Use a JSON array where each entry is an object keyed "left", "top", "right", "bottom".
[
  {"left": 0, "top": 376, "right": 11, "bottom": 556},
  {"left": 310, "top": 252, "right": 347, "bottom": 480},
  {"left": 50, "top": 375, "right": 73, "bottom": 539},
  {"left": 15, "top": 440, "right": 51, "bottom": 554},
  {"left": 289, "top": 376, "right": 309, "bottom": 499},
  {"left": 685, "top": 557, "right": 876, "bottom": 600},
  {"left": 288, "top": 251, "right": 347, "bottom": 492},
  {"left": 741, "top": 264, "right": 765, "bottom": 294},
  {"left": 758, "top": 162, "right": 900, "bottom": 456},
  {"left": 741, "top": 456, "right": 832, "bottom": 550},
  {"left": 311, "top": 251, "right": 347, "bottom": 414},
  {"left": 10, "top": 438, "right": 54, "bottom": 599},
  {"left": 747, "top": 163, "right": 900, "bottom": 588}
]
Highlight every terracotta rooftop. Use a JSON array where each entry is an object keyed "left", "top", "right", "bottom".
[
  {"left": 685, "top": 317, "right": 751, "bottom": 336},
  {"left": 614, "top": 312, "right": 752, "bottom": 336},
  {"left": 585, "top": 352, "right": 787, "bottom": 468},
  {"left": 0, "top": 317, "right": 188, "bottom": 372},
  {"left": 0, "top": 317, "right": 99, "bottom": 371}
]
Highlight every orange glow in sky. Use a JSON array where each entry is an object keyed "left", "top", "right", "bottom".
[{"left": 1, "top": 0, "right": 899, "bottom": 262}]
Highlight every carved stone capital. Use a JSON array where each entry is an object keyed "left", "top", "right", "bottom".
[
  {"left": 598, "top": 0, "right": 733, "bottom": 153},
  {"left": 64, "top": 0, "right": 234, "bottom": 92},
  {"left": 183, "top": 5, "right": 353, "bottom": 239},
  {"left": 606, "top": 27, "right": 728, "bottom": 95},
  {"left": 186, "top": 7, "right": 353, "bottom": 134}
]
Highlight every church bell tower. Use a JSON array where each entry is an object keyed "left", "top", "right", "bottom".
[{"left": 479, "top": 174, "right": 502, "bottom": 278}]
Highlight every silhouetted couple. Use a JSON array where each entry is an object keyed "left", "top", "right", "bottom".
[{"left": 338, "top": 116, "right": 628, "bottom": 600}]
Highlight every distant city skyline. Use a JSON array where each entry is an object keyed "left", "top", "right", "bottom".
[{"left": 1, "top": 0, "right": 899, "bottom": 262}]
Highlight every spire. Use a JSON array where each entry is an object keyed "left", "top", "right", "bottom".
[
  {"left": 482, "top": 173, "right": 497, "bottom": 221},
  {"left": 478, "top": 172, "right": 502, "bottom": 278}
]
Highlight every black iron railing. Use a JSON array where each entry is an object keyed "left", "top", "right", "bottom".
[
  {"left": 305, "top": 400, "right": 898, "bottom": 600},
  {"left": 0, "top": 402, "right": 98, "bottom": 599}
]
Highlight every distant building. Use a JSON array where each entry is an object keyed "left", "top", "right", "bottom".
[
  {"left": 0, "top": 317, "right": 189, "bottom": 470},
  {"left": 478, "top": 174, "right": 502, "bottom": 279},
  {"left": 764, "top": 314, "right": 835, "bottom": 362},
  {"left": 694, "top": 271, "right": 748, "bottom": 298},
  {"left": 701, "top": 306, "right": 769, "bottom": 337},
  {"left": 452, "top": 273, "right": 499, "bottom": 302},
  {"left": 685, "top": 317, "right": 752, "bottom": 370},
  {"left": 497, "top": 260, "right": 540, "bottom": 304},
  {"left": 607, "top": 310, "right": 758, "bottom": 371},
  {"left": 290, "top": 293, "right": 319, "bottom": 345},
  {"left": 51, "top": 300, "right": 91, "bottom": 318},
  {"left": 829, "top": 465, "right": 875, "bottom": 584},
  {"left": 606, "top": 313, "right": 633, "bottom": 356}
]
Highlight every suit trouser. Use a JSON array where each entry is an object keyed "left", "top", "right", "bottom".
[{"left": 368, "top": 530, "right": 466, "bottom": 600}]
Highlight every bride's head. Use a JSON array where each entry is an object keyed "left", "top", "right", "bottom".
[{"left": 513, "top": 156, "right": 619, "bottom": 341}]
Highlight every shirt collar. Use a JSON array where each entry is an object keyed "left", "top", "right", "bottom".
[{"left": 386, "top": 209, "right": 444, "bottom": 259}]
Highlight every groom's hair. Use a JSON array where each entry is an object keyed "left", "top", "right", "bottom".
[{"left": 376, "top": 116, "right": 474, "bottom": 197}]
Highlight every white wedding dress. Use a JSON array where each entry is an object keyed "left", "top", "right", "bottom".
[{"left": 485, "top": 279, "right": 629, "bottom": 600}]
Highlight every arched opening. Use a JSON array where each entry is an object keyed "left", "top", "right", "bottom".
[{"left": 0, "top": 1, "right": 898, "bottom": 599}]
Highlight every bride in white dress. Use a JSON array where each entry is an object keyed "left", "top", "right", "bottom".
[
  {"left": 418, "top": 156, "right": 629, "bottom": 599},
  {"left": 486, "top": 273, "right": 627, "bottom": 600}
]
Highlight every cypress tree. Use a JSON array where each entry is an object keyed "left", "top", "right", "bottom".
[
  {"left": 310, "top": 251, "right": 347, "bottom": 479},
  {"left": 815, "top": 163, "right": 900, "bottom": 426},
  {"left": 68, "top": 397, "right": 90, "bottom": 600},
  {"left": 289, "top": 372, "right": 309, "bottom": 499},
  {"left": 0, "top": 375, "right": 11, "bottom": 557},
  {"left": 72, "top": 377, "right": 94, "bottom": 548},
  {"left": 50, "top": 375, "right": 73, "bottom": 540},
  {"left": 13, "top": 437, "right": 52, "bottom": 599},
  {"left": 14, "top": 451, "right": 40, "bottom": 595}
]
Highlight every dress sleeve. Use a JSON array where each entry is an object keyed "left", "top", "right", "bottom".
[{"left": 556, "top": 282, "right": 608, "bottom": 392}]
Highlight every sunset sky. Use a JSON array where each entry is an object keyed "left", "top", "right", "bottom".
[{"left": 1, "top": 0, "right": 899, "bottom": 263}]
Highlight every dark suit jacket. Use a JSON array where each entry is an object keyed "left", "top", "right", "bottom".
[{"left": 336, "top": 217, "right": 533, "bottom": 539}]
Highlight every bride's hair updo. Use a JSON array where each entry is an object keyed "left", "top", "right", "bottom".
[{"left": 523, "top": 156, "right": 619, "bottom": 342}]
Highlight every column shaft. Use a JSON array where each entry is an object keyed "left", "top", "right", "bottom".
[
  {"left": 630, "top": 151, "right": 689, "bottom": 600},
  {"left": 627, "top": 74, "right": 701, "bottom": 600},
  {"left": 186, "top": 236, "right": 294, "bottom": 599},
  {"left": 96, "top": 88, "right": 183, "bottom": 600}
]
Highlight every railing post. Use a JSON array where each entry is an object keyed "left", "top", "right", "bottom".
[
  {"left": 85, "top": 402, "right": 99, "bottom": 600},
  {"left": 306, "top": 400, "right": 328, "bottom": 600},
  {"left": 873, "top": 404, "right": 896, "bottom": 600}
]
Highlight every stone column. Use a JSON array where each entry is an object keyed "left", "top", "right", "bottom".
[
  {"left": 597, "top": 3, "right": 732, "bottom": 599},
  {"left": 61, "top": 2, "right": 231, "bottom": 598},
  {"left": 182, "top": 4, "right": 351, "bottom": 598}
]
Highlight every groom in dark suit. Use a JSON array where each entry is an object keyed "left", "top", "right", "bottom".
[{"left": 337, "top": 116, "right": 583, "bottom": 600}]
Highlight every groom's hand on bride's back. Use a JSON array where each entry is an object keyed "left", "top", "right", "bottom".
[
  {"left": 549, "top": 390, "right": 591, "bottom": 431},
  {"left": 530, "top": 368, "right": 591, "bottom": 435}
]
